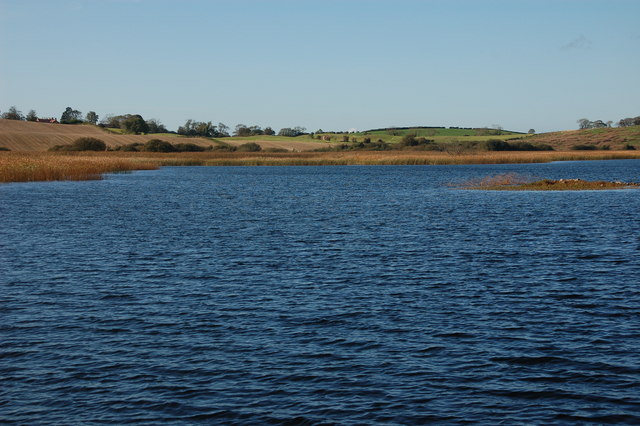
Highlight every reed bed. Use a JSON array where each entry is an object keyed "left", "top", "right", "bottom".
[
  {"left": 127, "top": 150, "right": 640, "bottom": 167},
  {"left": 0, "top": 152, "right": 158, "bottom": 183},
  {"left": 2, "top": 150, "right": 640, "bottom": 183}
]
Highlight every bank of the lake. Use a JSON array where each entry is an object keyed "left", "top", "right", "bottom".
[{"left": 3, "top": 150, "right": 640, "bottom": 183}]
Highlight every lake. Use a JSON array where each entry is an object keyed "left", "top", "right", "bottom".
[{"left": 1, "top": 160, "right": 640, "bottom": 424}]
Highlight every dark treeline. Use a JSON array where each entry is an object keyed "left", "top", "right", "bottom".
[
  {"left": 577, "top": 116, "right": 640, "bottom": 129},
  {"left": 4, "top": 104, "right": 640, "bottom": 136}
]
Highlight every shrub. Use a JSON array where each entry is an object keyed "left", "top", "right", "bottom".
[
  {"left": 143, "top": 139, "right": 175, "bottom": 152},
  {"left": 115, "top": 143, "right": 143, "bottom": 152},
  {"left": 0, "top": 147, "right": 10, "bottom": 151},
  {"left": 572, "top": 144, "right": 597, "bottom": 150},
  {"left": 72, "top": 137, "right": 107, "bottom": 151},
  {"left": 48, "top": 137, "right": 107, "bottom": 152},
  {"left": 484, "top": 139, "right": 509, "bottom": 151},
  {"left": 399, "top": 133, "right": 417, "bottom": 146},
  {"left": 263, "top": 148, "right": 289, "bottom": 153},
  {"left": 173, "top": 143, "right": 205, "bottom": 152},
  {"left": 623, "top": 144, "right": 636, "bottom": 150},
  {"left": 236, "top": 142, "right": 262, "bottom": 152},
  {"left": 210, "top": 144, "right": 237, "bottom": 152},
  {"left": 398, "top": 134, "right": 434, "bottom": 149}
]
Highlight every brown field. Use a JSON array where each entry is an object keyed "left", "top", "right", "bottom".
[
  {"left": 529, "top": 126, "right": 640, "bottom": 149},
  {"left": 3, "top": 150, "right": 640, "bottom": 183},
  {"left": 0, "top": 119, "right": 331, "bottom": 152}
]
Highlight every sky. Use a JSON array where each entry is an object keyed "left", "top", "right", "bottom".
[{"left": 1, "top": 0, "right": 638, "bottom": 133}]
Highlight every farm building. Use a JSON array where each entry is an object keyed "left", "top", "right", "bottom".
[{"left": 35, "top": 118, "right": 59, "bottom": 124}]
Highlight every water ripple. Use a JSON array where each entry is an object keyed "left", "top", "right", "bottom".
[{"left": 2, "top": 162, "right": 640, "bottom": 424}]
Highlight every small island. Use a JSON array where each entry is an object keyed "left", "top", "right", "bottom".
[{"left": 464, "top": 176, "right": 640, "bottom": 191}]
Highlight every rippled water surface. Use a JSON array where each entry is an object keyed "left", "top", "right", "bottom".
[{"left": 2, "top": 161, "right": 640, "bottom": 424}]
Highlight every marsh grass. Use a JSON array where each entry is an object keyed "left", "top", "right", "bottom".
[
  {"left": 0, "top": 152, "right": 158, "bottom": 183},
  {"left": 3, "top": 150, "right": 640, "bottom": 183},
  {"left": 127, "top": 150, "right": 640, "bottom": 167}
]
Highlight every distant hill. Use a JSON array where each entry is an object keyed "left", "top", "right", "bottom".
[{"left": 360, "top": 126, "right": 524, "bottom": 137}]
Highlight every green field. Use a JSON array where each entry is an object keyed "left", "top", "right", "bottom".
[
  {"left": 100, "top": 126, "right": 532, "bottom": 148},
  {"left": 313, "top": 127, "right": 530, "bottom": 145}
]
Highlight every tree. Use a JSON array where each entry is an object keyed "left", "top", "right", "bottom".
[
  {"left": 528, "top": 129, "right": 536, "bottom": 134},
  {"left": 234, "top": 124, "right": 251, "bottom": 137},
  {"left": 26, "top": 110, "right": 38, "bottom": 122},
  {"left": 217, "top": 122, "right": 230, "bottom": 137},
  {"left": 122, "top": 114, "right": 149, "bottom": 134},
  {"left": 577, "top": 118, "right": 591, "bottom": 130},
  {"left": 248, "top": 125, "right": 263, "bottom": 135},
  {"left": 146, "top": 119, "right": 168, "bottom": 133},
  {"left": 264, "top": 127, "right": 275, "bottom": 135},
  {"left": 60, "top": 107, "right": 82, "bottom": 124},
  {"left": 85, "top": 111, "right": 99, "bottom": 125},
  {"left": 195, "top": 121, "right": 215, "bottom": 137},
  {"left": 618, "top": 117, "right": 634, "bottom": 127},
  {"left": 178, "top": 119, "right": 215, "bottom": 137},
  {"left": 2, "top": 106, "right": 25, "bottom": 120},
  {"left": 278, "top": 126, "right": 306, "bottom": 137},
  {"left": 100, "top": 114, "right": 122, "bottom": 128}
]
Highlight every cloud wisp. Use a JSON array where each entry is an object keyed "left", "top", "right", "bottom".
[{"left": 561, "top": 35, "right": 593, "bottom": 51}]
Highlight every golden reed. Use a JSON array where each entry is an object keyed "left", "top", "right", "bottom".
[
  {"left": 2, "top": 150, "right": 640, "bottom": 183},
  {"left": 0, "top": 152, "right": 158, "bottom": 183}
]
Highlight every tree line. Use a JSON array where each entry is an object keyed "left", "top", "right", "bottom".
[
  {"left": 1, "top": 105, "right": 309, "bottom": 138},
  {"left": 577, "top": 116, "right": 640, "bottom": 129}
]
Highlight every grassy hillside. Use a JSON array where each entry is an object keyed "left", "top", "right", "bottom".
[{"left": 528, "top": 126, "right": 640, "bottom": 150}]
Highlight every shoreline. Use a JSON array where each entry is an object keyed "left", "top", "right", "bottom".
[{"left": 2, "top": 150, "right": 640, "bottom": 183}]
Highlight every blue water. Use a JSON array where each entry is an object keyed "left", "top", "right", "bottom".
[{"left": 2, "top": 160, "right": 640, "bottom": 424}]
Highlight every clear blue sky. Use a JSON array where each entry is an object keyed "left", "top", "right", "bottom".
[{"left": 1, "top": 0, "right": 638, "bottom": 133}]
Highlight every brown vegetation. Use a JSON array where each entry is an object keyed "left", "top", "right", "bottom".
[
  {"left": 0, "top": 152, "right": 157, "bottom": 183},
  {"left": 3, "top": 145, "right": 640, "bottom": 184},
  {"left": 528, "top": 126, "right": 640, "bottom": 150},
  {"left": 0, "top": 119, "right": 216, "bottom": 151},
  {"left": 459, "top": 173, "right": 640, "bottom": 191},
  {"left": 0, "top": 119, "right": 331, "bottom": 152}
]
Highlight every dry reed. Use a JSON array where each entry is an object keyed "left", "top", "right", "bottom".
[
  {"left": 2, "top": 150, "right": 640, "bottom": 183},
  {"left": 0, "top": 152, "right": 158, "bottom": 183}
]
